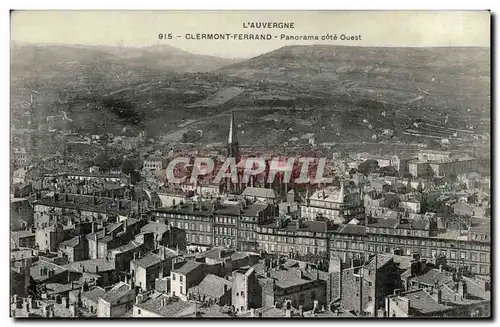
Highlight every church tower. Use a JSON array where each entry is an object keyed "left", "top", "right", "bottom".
[{"left": 227, "top": 110, "right": 240, "bottom": 162}]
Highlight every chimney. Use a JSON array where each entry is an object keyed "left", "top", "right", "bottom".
[
  {"left": 70, "top": 304, "right": 77, "bottom": 317},
  {"left": 431, "top": 288, "right": 443, "bottom": 304},
  {"left": 95, "top": 265, "right": 99, "bottom": 273},
  {"left": 133, "top": 253, "right": 137, "bottom": 261},
  {"left": 62, "top": 297, "right": 69, "bottom": 308},
  {"left": 438, "top": 264, "right": 443, "bottom": 272},
  {"left": 393, "top": 288, "right": 404, "bottom": 296},
  {"left": 313, "top": 300, "right": 318, "bottom": 312},
  {"left": 48, "top": 305, "right": 54, "bottom": 317},
  {"left": 299, "top": 305, "right": 303, "bottom": 317},
  {"left": 285, "top": 309, "right": 292, "bottom": 317},
  {"left": 458, "top": 281, "right": 467, "bottom": 300},
  {"left": 135, "top": 293, "right": 144, "bottom": 305},
  {"left": 250, "top": 308, "right": 256, "bottom": 317},
  {"left": 23, "top": 298, "right": 30, "bottom": 313}
]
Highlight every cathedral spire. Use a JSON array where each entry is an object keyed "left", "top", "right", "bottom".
[
  {"left": 228, "top": 110, "right": 238, "bottom": 145},
  {"left": 227, "top": 110, "right": 240, "bottom": 161}
]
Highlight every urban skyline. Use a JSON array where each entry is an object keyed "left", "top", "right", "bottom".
[{"left": 10, "top": 10, "right": 491, "bottom": 319}]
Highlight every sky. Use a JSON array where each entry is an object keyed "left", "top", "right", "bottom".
[{"left": 10, "top": 10, "right": 491, "bottom": 58}]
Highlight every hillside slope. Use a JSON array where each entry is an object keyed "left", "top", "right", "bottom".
[{"left": 219, "top": 45, "right": 490, "bottom": 116}]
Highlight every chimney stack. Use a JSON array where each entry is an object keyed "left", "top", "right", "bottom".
[
  {"left": 62, "top": 297, "right": 69, "bottom": 308},
  {"left": 70, "top": 304, "right": 77, "bottom": 317},
  {"left": 431, "top": 288, "right": 443, "bottom": 304},
  {"left": 135, "top": 293, "right": 144, "bottom": 305},
  {"left": 458, "top": 281, "right": 467, "bottom": 300}
]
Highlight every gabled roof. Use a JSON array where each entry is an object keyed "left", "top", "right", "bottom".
[
  {"left": 135, "top": 295, "right": 195, "bottom": 317},
  {"left": 189, "top": 274, "right": 231, "bottom": 299},
  {"left": 81, "top": 287, "right": 106, "bottom": 303},
  {"left": 410, "top": 269, "right": 453, "bottom": 287},
  {"left": 403, "top": 289, "right": 452, "bottom": 314},
  {"left": 101, "top": 282, "right": 134, "bottom": 305},
  {"left": 132, "top": 253, "right": 163, "bottom": 269},
  {"left": 30, "top": 260, "right": 67, "bottom": 282},
  {"left": 60, "top": 236, "right": 81, "bottom": 248},
  {"left": 242, "top": 187, "right": 276, "bottom": 199},
  {"left": 141, "top": 222, "right": 169, "bottom": 235},
  {"left": 172, "top": 260, "right": 203, "bottom": 276},
  {"left": 63, "top": 258, "right": 115, "bottom": 274}
]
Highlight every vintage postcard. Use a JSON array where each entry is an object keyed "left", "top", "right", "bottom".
[{"left": 10, "top": 10, "right": 491, "bottom": 319}]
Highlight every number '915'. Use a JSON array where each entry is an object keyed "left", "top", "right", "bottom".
[{"left": 158, "top": 33, "right": 173, "bottom": 40}]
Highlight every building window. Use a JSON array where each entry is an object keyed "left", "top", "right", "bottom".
[
  {"left": 368, "top": 296, "right": 372, "bottom": 302},
  {"left": 480, "top": 253, "right": 487, "bottom": 262},
  {"left": 241, "top": 291, "right": 245, "bottom": 297},
  {"left": 460, "top": 252, "right": 466, "bottom": 260},
  {"left": 180, "top": 286, "right": 183, "bottom": 294},
  {"left": 450, "top": 251, "right": 456, "bottom": 259},
  {"left": 180, "top": 276, "right": 183, "bottom": 283},
  {"left": 172, "top": 274, "right": 176, "bottom": 280}
]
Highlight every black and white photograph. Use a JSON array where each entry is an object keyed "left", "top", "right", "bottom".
[{"left": 9, "top": 10, "right": 491, "bottom": 319}]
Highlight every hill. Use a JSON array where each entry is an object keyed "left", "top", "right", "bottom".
[
  {"left": 10, "top": 44, "right": 491, "bottom": 155},
  {"left": 10, "top": 43, "right": 244, "bottom": 136},
  {"left": 11, "top": 43, "right": 241, "bottom": 75},
  {"left": 219, "top": 45, "right": 491, "bottom": 121}
]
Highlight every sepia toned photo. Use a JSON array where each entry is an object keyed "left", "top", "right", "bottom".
[{"left": 9, "top": 10, "right": 491, "bottom": 319}]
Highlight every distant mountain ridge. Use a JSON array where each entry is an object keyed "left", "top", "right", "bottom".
[{"left": 11, "top": 42, "right": 242, "bottom": 74}]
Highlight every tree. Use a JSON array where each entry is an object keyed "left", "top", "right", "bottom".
[
  {"left": 358, "top": 160, "right": 379, "bottom": 176},
  {"left": 94, "top": 153, "right": 110, "bottom": 172},
  {"left": 120, "top": 158, "right": 135, "bottom": 176}
]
